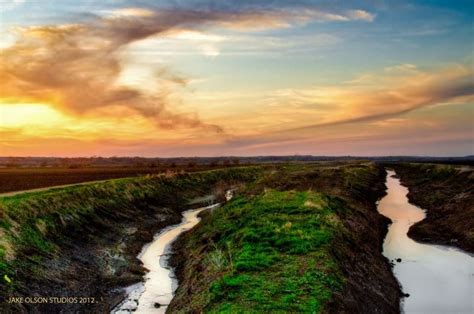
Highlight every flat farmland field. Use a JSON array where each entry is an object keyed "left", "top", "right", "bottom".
[{"left": 0, "top": 165, "right": 225, "bottom": 194}]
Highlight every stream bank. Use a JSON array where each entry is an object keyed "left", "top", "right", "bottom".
[
  {"left": 0, "top": 167, "right": 262, "bottom": 313},
  {"left": 378, "top": 170, "right": 473, "bottom": 313},
  {"left": 390, "top": 163, "right": 474, "bottom": 252}
]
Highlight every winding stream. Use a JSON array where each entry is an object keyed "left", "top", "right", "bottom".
[
  {"left": 113, "top": 203, "right": 219, "bottom": 313},
  {"left": 378, "top": 170, "right": 473, "bottom": 313}
]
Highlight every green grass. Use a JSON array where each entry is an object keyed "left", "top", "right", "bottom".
[
  {"left": 181, "top": 190, "right": 345, "bottom": 313},
  {"left": 418, "top": 164, "right": 459, "bottom": 181}
]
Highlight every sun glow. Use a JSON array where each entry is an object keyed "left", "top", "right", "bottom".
[
  {"left": 0, "top": 103, "right": 63, "bottom": 127},
  {"left": 0, "top": 102, "right": 205, "bottom": 143}
]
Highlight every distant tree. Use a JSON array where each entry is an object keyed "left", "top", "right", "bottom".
[
  {"left": 232, "top": 159, "right": 240, "bottom": 165},
  {"left": 223, "top": 159, "right": 231, "bottom": 167},
  {"left": 187, "top": 161, "right": 196, "bottom": 168}
]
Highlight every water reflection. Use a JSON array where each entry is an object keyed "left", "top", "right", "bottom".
[
  {"left": 378, "top": 170, "right": 473, "bottom": 313},
  {"left": 114, "top": 204, "right": 217, "bottom": 314}
]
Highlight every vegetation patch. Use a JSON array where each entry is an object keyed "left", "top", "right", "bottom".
[{"left": 171, "top": 190, "right": 345, "bottom": 312}]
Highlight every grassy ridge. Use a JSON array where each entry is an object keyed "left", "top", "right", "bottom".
[
  {"left": 169, "top": 163, "right": 401, "bottom": 313},
  {"left": 189, "top": 191, "right": 344, "bottom": 312},
  {"left": 0, "top": 166, "right": 263, "bottom": 310}
]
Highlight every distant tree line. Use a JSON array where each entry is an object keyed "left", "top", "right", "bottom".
[{"left": 0, "top": 155, "right": 472, "bottom": 168}]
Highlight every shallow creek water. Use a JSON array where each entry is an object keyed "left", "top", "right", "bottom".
[
  {"left": 113, "top": 203, "right": 219, "bottom": 313},
  {"left": 378, "top": 170, "right": 473, "bottom": 313}
]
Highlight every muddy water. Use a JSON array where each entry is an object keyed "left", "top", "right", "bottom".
[
  {"left": 378, "top": 170, "right": 473, "bottom": 313},
  {"left": 113, "top": 204, "right": 219, "bottom": 313}
]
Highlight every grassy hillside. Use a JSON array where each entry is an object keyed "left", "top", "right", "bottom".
[
  {"left": 391, "top": 163, "right": 474, "bottom": 252},
  {"left": 169, "top": 163, "right": 401, "bottom": 313},
  {"left": 0, "top": 166, "right": 263, "bottom": 313}
]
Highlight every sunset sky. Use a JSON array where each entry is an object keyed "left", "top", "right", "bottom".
[{"left": 0, "top": 0, "right": 473, "bottom": 157}]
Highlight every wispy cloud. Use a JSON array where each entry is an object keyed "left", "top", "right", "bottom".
[
  {"left": 277, "top": 63, "right": 473, "bottom": 132},
  {"left": 0, "top": 6, "right": 374, "bottom": 135},
  {"left": 193, "top": 62, "right": 473, "bottom": 142},
  {"left": 128, "top": 31, "right": 339, "bottom": 59},
  {"left": 346, "top": 10, "right": 376, "bottom": 22},
  {"left": 0, "top": 0, "right": 25, "bottom": 11},
  {"left": 99, "top": 7, "right": 156, "bottom": 18}
]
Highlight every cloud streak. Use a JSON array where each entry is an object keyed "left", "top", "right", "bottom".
[
  {"left": 192, "top": 63, "right": 473, "bottom": 153},
  {"left": 270, "top": 64, "right": 474, "bottom": 133}
]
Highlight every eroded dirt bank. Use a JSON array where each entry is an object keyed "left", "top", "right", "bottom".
[
  {"left": 0, "top": 167, "right": 262, "bottom": 313},
  {"left": 391, "top": 163, "right": 473, "bottom": 253},
  {"left": 169, "top": 164, "right": 402, "bottom": 313}
]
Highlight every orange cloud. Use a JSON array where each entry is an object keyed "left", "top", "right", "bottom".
[
  {"left": 190, "top": 62, "right": 473, "bottom": 140},
  {"left": 267, "top": 63, "right": 474, "bottom": 133},
  {"left": 1, "top": 6, "right": 374, "bottom": 136},
  {"left": 0, "top": 22, "right": 221, "bottom": 133},
  {"left": 186, "top": 62, "right": 473, "bottom": 153}
]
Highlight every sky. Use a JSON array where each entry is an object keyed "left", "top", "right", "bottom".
[{"left": 0, "top": 0, "right": 473, "bottom": 157}]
